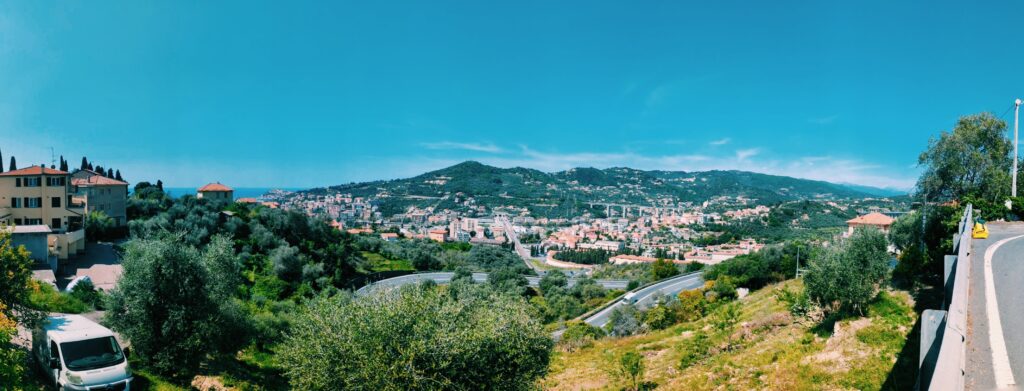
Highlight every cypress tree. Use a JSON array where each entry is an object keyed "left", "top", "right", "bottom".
[
  {"left": 9, "top": 156, "right": 16, "bottom": 171},
  {"left": 60, "top": 156, "right": 68, "bottom": 171},
  {"left": 157, "top": 180, "right": 164, "bottom": 191},
  {"left": 81, "top": 157, "right": 89, "bottom": 170},
  {"left": 107, "top": 168, "right": 114, "bottom": 178},
  {"left": 0, "top": 148, "right": 4, "bottom": 173},
  {"left": 115, "top": 170, "right": 123, "bottom": 181}
]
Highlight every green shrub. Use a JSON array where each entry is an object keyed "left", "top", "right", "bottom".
[
  {"left": 560, "top": 320, "right": 604, "bottom": 352},
  {"left": 676, "top": 289, "right": 707, "bottom": 321},
  {"left": 643, "top": 305, "right": 676, "bottom": 330},
  {"left": 678, "top": 333, "right": 711, "bottom": 369},
  {"left": 70, "top": 280, "right": 106, "bottom": 310},
  {"left": 29, "top": 281, "right": 89, "bottom": 314}
]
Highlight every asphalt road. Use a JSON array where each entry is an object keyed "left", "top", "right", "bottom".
[
  {"left": 965, "top": 222, "right": 1024, "bottom": 390},
  {"left": 583, "top": 272, "right": 704, "bottom": 328},
  {"left": 355, "top": 272, "right": 630, "bottom": 296}
]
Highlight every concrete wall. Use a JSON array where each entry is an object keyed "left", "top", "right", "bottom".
[{"left": 11, "top": 232, "right": 49, "bottom": 263}]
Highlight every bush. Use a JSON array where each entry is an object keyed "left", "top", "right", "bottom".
[
  {"left": 676, "top": 289, "right": 707, "bottom": 321},
  {"left": 650, "top": 258, "right": 679, "bottom": 281},
  {"left": 606, "top": 304, "right": 642, "bottom": 337},
  {"left": 560, "top": 320, "right": 604, "bottom": 352},
  {"left": 678, "top": 333, "right": 711, "bottom": 369},
  {"left": 617, "top": 351, "right": 645, "bottom": 391},
  {"left": 712, "top": 277, "right": 738, "bottom": 301},
  {"left": 804, "top": 228, "right": 890, "bottom": 314},
  {"left": 643, "top": 305, "right": 676, "bottom": 330},
  {"left": 28, "top": 281, "right": 90, "bottom": 314},
  {"left": 85, "top": 210, "right": 119, "bottom": 241},
  {"left": 70, "top": 280, "right": 105, "bottom": 310},
  {"left": 277, "top": 285, "right": 552, "bottom": 390},
  {"left": 0, "top": 303, "right": 28, "bottom": 388}
]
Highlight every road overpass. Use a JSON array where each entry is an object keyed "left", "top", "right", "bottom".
[{"left": 354, "top": 271, "right": 630, "bottom": 296}]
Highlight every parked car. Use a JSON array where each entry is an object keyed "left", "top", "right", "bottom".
[{"left": 32, "top": 314, "right": 133, "bottom": 391}]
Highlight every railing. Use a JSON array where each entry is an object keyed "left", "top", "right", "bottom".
[{"left": 919, "top": 204, "right": 973, "bottom": 390}]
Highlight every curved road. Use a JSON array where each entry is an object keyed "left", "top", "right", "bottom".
[
  {"left": 582, "top": 271, "right": 704, "bottom": 328},
  {"left": 355, "top": 272, "right": 630, "bottom": 296},
  {"left": 966, "top": 222, "right": 1024, "bottom": 390}
]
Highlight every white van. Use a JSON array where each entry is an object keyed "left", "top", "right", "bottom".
[{"left": 32, "top": 315, "right": 133, "bottom": 391}]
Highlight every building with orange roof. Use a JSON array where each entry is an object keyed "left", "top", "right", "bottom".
[
  {"left": 0, "top": 165, "right": 86, "bottom": 268},
  {"left": 846, "top": 212, "right": 895, "bottom": 237},
  {"left": 197, "top": 182, "right": 233, "bottom": 202},
  {"left": 71, "top": 169, "right": 129, "bottom": 226},
  {"left": 428, "top": 229, "right": 447, "bottom": 242}
]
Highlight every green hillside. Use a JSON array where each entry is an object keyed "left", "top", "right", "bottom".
[{"left": 304, "top": 161, "right": 885, "bottom": 217}]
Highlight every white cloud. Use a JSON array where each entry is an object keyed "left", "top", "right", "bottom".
[
  {"left": 709, "top": 138, "right": 731, "bottom": 146},
  {"left": 735, "top": 148, "right": 760, "bottom": 161},
  {"left": 421, "top": 141, "right": 503, "bottom": 153}
]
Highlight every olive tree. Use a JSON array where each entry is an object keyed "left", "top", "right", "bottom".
[
  {"left": 804, "top": 228, "right": 890, "bottom": 314},
  {"left": 105, "top": 234, "right": 249, "bottom": 376},
  {"left": 277, "top": 284, "right": 553, "bottom": 390}
]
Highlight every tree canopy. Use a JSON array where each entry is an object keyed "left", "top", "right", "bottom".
[
  {"left": 917, "top": 112, "right": 1014, "bottom": 203},
  {"left": 277, "top": 285, "right": 552, "bottom": 390}
]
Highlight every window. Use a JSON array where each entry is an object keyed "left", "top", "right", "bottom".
[
  {"left": 51, "top": 219, "right": 61, "bottom": 229},
  {"left": 60, "top": 337, "right": 124, "bottom": 371},
  {"left": 51, "top": 197, "right": 61, "bottom": 207},
  {"left": 11, "top": 198, "right": 21, "bottom": 208},
  {"left": 26, "top": 197, "right": 42, "bottom": 208},
  {"left": 14, "top": 218, "right": 22, "bottom": 225},
  {"left": 23, "top": 177, "right": 41, "bottom": 187},
  {"left": 46, "top": 177, "right": 65, "bottom": 186},
  {"left": 25, "top": 219, "right": 42, "bottom": 225},
  {"left": 15, "top": 178, "right": 20, "bottom": 187}
]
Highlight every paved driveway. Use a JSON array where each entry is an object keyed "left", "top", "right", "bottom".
[{"left": 31, "top": 242, "right": 123, "bottom": 291}]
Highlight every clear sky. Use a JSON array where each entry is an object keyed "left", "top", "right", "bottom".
[{"left": 2, "top": 1, "right": 1023, "bottom": 189}]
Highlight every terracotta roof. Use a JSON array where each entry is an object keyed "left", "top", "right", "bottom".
[
  {"left": 236, "top": 197, "right": 259, "bottom": 203},
  {"left": 0, "top": 165, "right": 69, "bottom": 176},
  {"left": 198, "top": 183, "right": 233, "bottom": 192},
  {"left": 71, "top": 174, "right": 128, "bottom": 186},
  {"left": 847, "top": 212, "right": 895, "bottom": 226}
]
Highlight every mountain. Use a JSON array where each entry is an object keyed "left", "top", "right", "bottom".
[
  {"left": 837, "top": 182, "right": 910, "bottom": 198},
  {"left": 305, "top": 161, "right": 889, "bottom": 217}
]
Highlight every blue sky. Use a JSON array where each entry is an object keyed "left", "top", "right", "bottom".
[{"left": 2, "top": 1, "right": 1023, "bottom": 189}]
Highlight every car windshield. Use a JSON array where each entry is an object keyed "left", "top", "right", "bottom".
[{"left": 60, "top": 336, "right": 124, "bottom": 371}]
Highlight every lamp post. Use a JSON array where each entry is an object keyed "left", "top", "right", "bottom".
[{"left": 1015, "top": 98, "right": 1021, "bottom": 197}]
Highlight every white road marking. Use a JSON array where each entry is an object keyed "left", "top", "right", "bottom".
[{"left": 983, "top": 234, "right": 1024, "bottom": 388}]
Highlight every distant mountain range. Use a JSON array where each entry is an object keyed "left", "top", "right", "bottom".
[{"left": 305, "top": 161, "right": 907, "bottom": 217}]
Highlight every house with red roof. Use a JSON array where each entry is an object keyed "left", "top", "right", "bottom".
[
  {"left": 197, "top": 182, "right": 234, "bottom": 202},
  {"left": 845, "top": 212, "right": 896, "bottom": 237},
  {"left": 0, "top": 165, "right": 86, "bottom": 269},
  {"left": 71, "top": 169, "right": 129, "bottom": 226}
]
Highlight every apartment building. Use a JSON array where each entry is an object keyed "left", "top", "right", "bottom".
[
  {"left": 0, "top": 166, "right": 86, "bottom": 268},
  {"left": 71, "top": 169, "right": 129, "bottom": 226},
  {"left": 0, "top": 166, "right": 83, "bottom": 231}
]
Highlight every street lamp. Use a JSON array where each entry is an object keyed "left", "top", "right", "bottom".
[{"left": 1015, "top": 99, "right": 1021, "bottom": 198}]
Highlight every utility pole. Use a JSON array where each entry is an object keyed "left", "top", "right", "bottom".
[{"left": 1014, "top": 98, "right": 1021, "bottom": 197}]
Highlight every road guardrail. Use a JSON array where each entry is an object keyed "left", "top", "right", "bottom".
[{"left": 919, "top": 204, "right": 973, "bottom": 390}]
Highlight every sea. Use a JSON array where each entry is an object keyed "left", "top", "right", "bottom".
[{"left": 163, "top": 187, "right": 304, "bottom": 200}]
